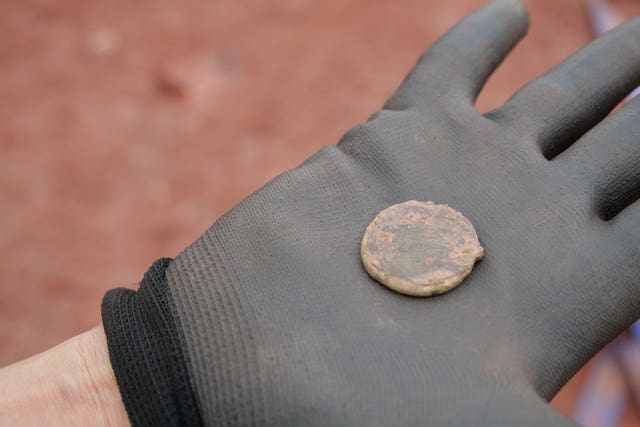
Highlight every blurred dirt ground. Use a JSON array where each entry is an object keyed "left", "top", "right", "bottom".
[{"left": 1, "top": 0, "right": 639, "bottom": 422}]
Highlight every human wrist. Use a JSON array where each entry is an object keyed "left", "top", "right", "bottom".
[{"left": 0, "top": 325, "right": 129, "bottom": 426}]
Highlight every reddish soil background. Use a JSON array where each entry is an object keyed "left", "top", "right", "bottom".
[{"left": 1, "top": 0, "right": 639, "bottom": 422}]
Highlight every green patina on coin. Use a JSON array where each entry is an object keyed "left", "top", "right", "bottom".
[{"left": 361, "top": 200, "right": 484, "bottom": 297}]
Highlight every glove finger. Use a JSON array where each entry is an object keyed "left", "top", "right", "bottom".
[
  {"left": 553, "top": 95, "right": 640, "bottom": 221},
  {"left": 384, "top": 0, "right": 528, "bottom": 111},
  {"left": 610, "top": 199, "right": 640, "bottom": 244},
  {"left": 487, "top": 17, "right": 640, "bottom": 159},
  {"left": 519, "top": 220, "right": 640, "bottom": 400},
  {"left": 600, "top": 198, "right": 640, "bottom": 331}
]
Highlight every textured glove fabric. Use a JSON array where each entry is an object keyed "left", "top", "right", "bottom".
[
  {"left": 102, "top": 259, "right": 201, "bottom": 426},
  {"left": 102, "top": 0, "right": 640, "bottom": 425}
]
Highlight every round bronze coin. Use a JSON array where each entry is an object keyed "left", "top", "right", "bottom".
[{"left": 361, "top": 200, "right": 484, "bottom": 297}]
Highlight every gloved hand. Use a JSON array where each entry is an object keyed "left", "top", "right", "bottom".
[{"left": 101, "top": 0, "right": 640, "bottom": 425}]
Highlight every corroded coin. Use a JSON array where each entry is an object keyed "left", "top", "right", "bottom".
[{"left": 361, "top": 200, "right": 484, "bottom": 297}]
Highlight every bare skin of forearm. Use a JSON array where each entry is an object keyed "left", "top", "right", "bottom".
[{"left": 0, "top": 325, "right": 129, "bottom": 427}]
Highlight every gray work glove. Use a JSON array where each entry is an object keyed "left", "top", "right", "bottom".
[{"left": 102, "top": 0, "right": 640, "bottom": 425}]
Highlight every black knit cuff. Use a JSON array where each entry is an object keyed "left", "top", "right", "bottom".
[{"left": 101, "top": 258, "right": 201, "bottom": 426}]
